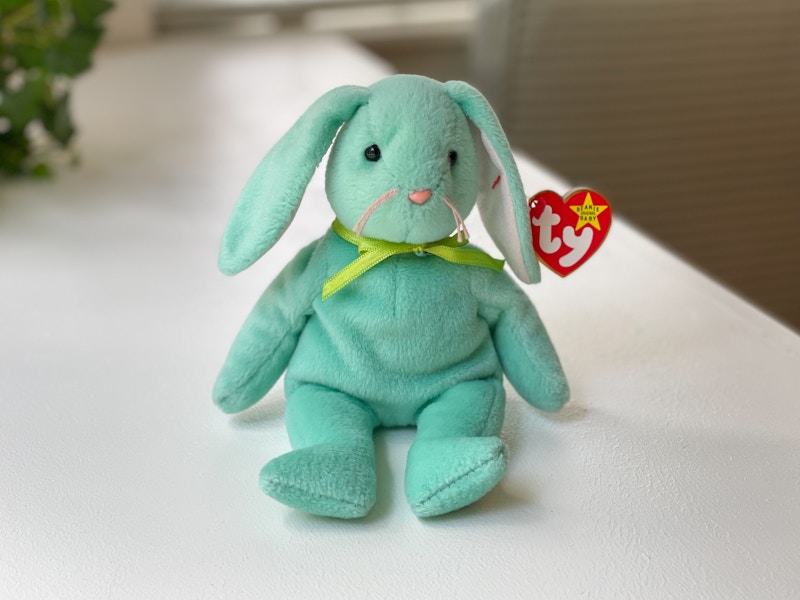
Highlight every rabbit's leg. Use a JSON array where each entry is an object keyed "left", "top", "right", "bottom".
[
  {"left": 405, "top": 378, "right": 507, "bottom": 517},
  {"left": 259, "top": 384, "right": 379, "bottom": 519}
]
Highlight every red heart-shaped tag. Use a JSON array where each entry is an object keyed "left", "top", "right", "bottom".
[{"left": 529, "top": 189, "right": 612, "bottom": 277}]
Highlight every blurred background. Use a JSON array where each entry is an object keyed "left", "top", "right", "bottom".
[{"left": 4, "top": 0, "right": 799, "bottom": 330}]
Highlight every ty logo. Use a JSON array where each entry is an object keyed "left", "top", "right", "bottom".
[{"left": 529, "top": 189, "right": 612, "bottom": 277}]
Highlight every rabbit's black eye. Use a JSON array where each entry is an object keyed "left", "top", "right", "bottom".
[
  {"left": 448, "top": 150, "right": 458, "bottom": 166},
  {"left": 364, "top": 145, "right": 381, "bottom": 162}
]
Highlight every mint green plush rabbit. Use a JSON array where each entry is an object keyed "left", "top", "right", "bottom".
[{"left": 214, "top": 74, "right": 569, "bottom": 518}]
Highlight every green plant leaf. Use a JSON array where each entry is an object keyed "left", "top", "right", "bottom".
[
  {"left": 41, "top": 93, "right": 74, "bottom": 145},
  {"left": 0, "top": 75, "right": 47, "bottom": 131},
  {"left": 44, "top": 29, "right": 103, "bottom": 76},
  {"left": 71, "top": 0, "right": 113, "bottom": 27},
  {"left": 0, "top": 131, "right": 31, "bottom": 176},
  {"left": 0, "top": 0, "right": 30, "bottom": 15},
  {"left": 30, "top": 162, "right": 52, "bottom": 177},
  {"left": 9, "top": 43, "right": 46, "bottom": 70}
]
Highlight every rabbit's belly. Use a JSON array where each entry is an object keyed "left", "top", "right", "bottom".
[{"left": 285, "top": 258, "right": 501, "bottom": 423}]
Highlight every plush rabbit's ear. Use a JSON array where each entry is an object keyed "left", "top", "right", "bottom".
[
  {"left": 219, "top": 85, "right": 370, "bottom": 275},
  {"left": 445, "top": 81, "right": 540, "bottom": 284}
]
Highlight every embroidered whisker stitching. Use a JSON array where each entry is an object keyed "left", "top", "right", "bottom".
[
  {"left": 354, "top": 188, "right": 398, "bottom": 236},
  {"left": 443, "top": 196, "right": 469, "bottom": 243}
]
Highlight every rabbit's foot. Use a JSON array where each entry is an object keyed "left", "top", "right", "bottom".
[
  {"left": 405, "top": 436, "right": 507, "bottom": 517},
  {"left": 259, "top": 443, "right": 376, "bottom": 519}
]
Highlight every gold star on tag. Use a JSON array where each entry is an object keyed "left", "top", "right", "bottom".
[{"left": 570, "top": 192, "right": 608, "bottom": 231}]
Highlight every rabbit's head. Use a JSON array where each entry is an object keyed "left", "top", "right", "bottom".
[
  {"left": 220, "top": 74, "right": 540, "bottom": 284},
  {"left": 324, "top": 75, "right": 478, "bottom": 245}
]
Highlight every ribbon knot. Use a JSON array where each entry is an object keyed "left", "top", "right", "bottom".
[{"left": 322, "top": 220, "right": 505, "bottom": 300}]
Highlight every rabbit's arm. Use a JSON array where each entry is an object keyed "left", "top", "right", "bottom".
[
  {"left": 476, "top": 271, "right": 569, "bottom": 412},
  {"left": 213, "top": 239, "right": 322, "bottom": 414}
]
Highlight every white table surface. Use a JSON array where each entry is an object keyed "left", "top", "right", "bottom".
[{"left": 1, "top": 34, "right": 798, "bottom": 600}]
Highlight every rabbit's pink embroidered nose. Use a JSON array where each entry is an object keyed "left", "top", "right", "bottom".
[{"left": 408, "top": 189, "right": 432, "bottom": 204}]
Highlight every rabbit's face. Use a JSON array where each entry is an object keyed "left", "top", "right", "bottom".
[{"left": 326, "top": 75, "right": 479, "bottom": 244}]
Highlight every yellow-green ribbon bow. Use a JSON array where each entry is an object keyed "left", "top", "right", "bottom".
[{"left": 322, "top": 219, "right": 505, "bottom": 300}]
